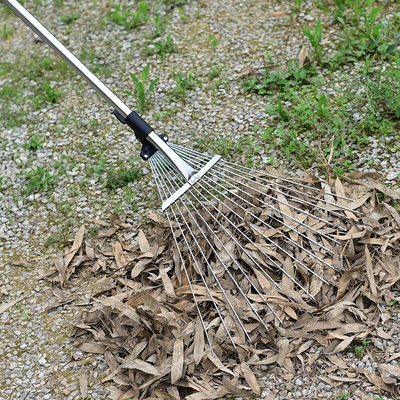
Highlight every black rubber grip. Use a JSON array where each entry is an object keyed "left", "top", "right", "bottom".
[{"left": 124, "top": 111, "right": 153, "bottom": 143}]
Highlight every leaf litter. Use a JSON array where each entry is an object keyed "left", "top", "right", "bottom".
[{"left": 49, "top": 173, "right": 400, "bottom": 399}]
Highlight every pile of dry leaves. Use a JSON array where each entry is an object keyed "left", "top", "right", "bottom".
[{"left": 51, "top": 172, "right": 400, "bottom": 400}]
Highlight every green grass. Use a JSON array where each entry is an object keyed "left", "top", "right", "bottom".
[
  {"left": 107, "top": 1, "right": 148, "bottom": 29},
  {"left": 302, "top": 17, "right": 323, "bottom": 63},
  {"left": 354, "top": 338, "right": 371, "bottom": 358},
  {"left": 170, "top": 69, "right": 202, "bottom": 99},
  {"left": 59, "top": 13, "right": 80, "bottom": 24},
  {"left": 208, "top": 33, "right": 218, "bottom": 51},
  {"left": 0, "top": 54, "right": 69, "bottom": 128},
  {"left": 25, "top": 166, "right": 57, "bottom": 195},
  {"left": 31, "top": 81, "right": 62, "bottom": 109},
  {"left": 124, "top": 65, "right": 159, "bottom": 113},
  {"left": 239, "top": 1, "right": 400, "bottom": 177},
  {"left": 145, "top": 33, "right": 175, "bottom": 59},
  {"left": 242, "top": 63, "right": 317, "bottom": 94},
  {"left": 24, "top": 134, "right": 43, "bottom": 151},
  {"left": 90, "top": 158, "right": 142, "bottom": 190},
  {"left": 1, "top": 24, "right": 14, "bottom": 38}
]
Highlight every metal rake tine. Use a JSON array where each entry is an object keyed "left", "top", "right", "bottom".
[
  {"left": 165, "top": 213, "right": 215, "bottom": 353},
  {"left": 200, "top": 172, "right": 336, "bottom": 256},
  {"left": 159, "top": 160, "right": 282, "bottom": 323},
  {"left": 154, "top": 148, "right": 331, "bottom": 291},
  {"left": 190, "top": 184, "right": 284, "bottom": 291},
  {"left": 189, "top": 157, "right": 345, "bottom": 241},
  {"left": 170, "top": 144, "right": 358, "bottom": 204},
  {"left": 195, "top": 180, "right": 321, "bottom": 299},
  {"left": 206, "top": 169, "right": 341, "bottom": 246},
  {"left": 149, "top": 155, "right": 237, "bottom": 349},
  {"left": 155, "top": 156, "right": 270, "bottom": 337},
  {"left": 185, "top": 153, "right": 350, "bottom": 225},
  {"left": 171, "top": 144, "right": 362, "bottom": 214},
  {"left": 218, "top": 159, "right": 362, "bottom": 215},
  {"left": 194, "top": 180, "right": 318, "bottom": 298},
  {"left": 196, "top": 177, "right": 334, "bottom": 282},
  {"left": 151, "top": 154, "right": 250, "bottom": 343}
]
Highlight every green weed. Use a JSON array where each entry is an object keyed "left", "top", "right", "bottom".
[
  {"left": 31, "top": 81, "right": 62, "bottom": 109},
  {"left": 162, "top": 0, "right": 187, "bottom": 7},
  {"left": 0, "top": 84, "right": 19, "bottom": 100},
  {"left": 208, "top": 65, "right": 225, "bottom": 79},
  {"left": 242, "top": 63, "right": 317, "bottom": 94},
  {"left": 354, "top": 338, "right": 371, "bottom": 358},
  {"left": 107, "top": 1, "right": 148, "bottom": 29},
  {"left": 146, "top": 33, "right": 175, "bottom": 59},
  {"left": 25, "top": 166, "right": 57, "bottom": 195},
  {"left": 292, "top": 0, "right": 303, "bottom": 13},
  {"left": 44, "top": 217, "right": 74, "bottom": 248},
  {"left": 15, "top": 303, "right": 30, "bottom": 320},
  {"left": 104, "top": 164, "right": 142, "bottom": 190},
  {"left": 24, "top": 134, "right": 43, "bottom": 151},
  {"left": 91, "top": 158, "right": 142, "bottom": 190},
  {"left": 335, "top": 394, "right": 348, "bottom": 400},
  {"left": 60, "top": 14, "right": 80, "bottom": 24},
  {"left": 124, "top": 65, "right": 159, "bottom": 113},
  {"left": 155, "top": 106, "right": 178, "bottom": 120},
  {"left": 149, "top": 14, "right": 167, "bottom": 38},
  {"left": 1, "top": 24, "right": 14, "bottom": 38},
  {"left": 302, "top": 17, "right": 323, "bottom": 63},
  {"left": 171, "top": 69, "right": 202, "bottom": 99},
  {"left": 209, "top": 33, "right": 218, "bottom": 51}
]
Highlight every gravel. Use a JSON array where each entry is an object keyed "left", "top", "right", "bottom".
[{"left": 0, "top": 0, "right": 399, "bottom": 398}]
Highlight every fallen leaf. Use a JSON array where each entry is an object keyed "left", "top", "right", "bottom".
[{"left": 270, "top": 10, "right": 289, "bottom": 17}]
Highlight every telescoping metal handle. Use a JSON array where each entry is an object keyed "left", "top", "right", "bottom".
[{"left": 2, "top": 0, "right": 197, "bottom": 181}]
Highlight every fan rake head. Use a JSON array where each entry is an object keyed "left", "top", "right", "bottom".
[{"left": 148, "top": 144, "right": 358, "bottom": 350}]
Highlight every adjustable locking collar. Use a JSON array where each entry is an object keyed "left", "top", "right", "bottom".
[{"left": 113, "top": 110, "right": 167, "bottom": 160}]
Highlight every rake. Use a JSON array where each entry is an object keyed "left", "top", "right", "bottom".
[{"left": 4, "top": 0, "right": 359, "bottom": 350}]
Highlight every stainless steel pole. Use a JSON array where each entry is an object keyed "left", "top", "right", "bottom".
[
  {"left": 2, "top": 0, "right": 132, "bottom": 118},
  {"left": 2, "top": 0, "right": 198, "bottom": 181}
]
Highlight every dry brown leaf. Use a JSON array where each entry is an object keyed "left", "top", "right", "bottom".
[
  {"left": 121, "top": 359, "right": 161, "bottom": 376},
  {"left": 379, "top": 364, "right": 400, "bottom": 379},
  {"left": 138, "top": 230, "right": 151, "bottom": 253},
  {"left": 276, "top": 338, "right": 290, "bottom": 366},
  {"left": 171, "top": 338, "right": 184, "bottom": 384},
  {"left": 193, "top": 320, "right": 204, "bottom": 366},
  {"left": 237, "top": 67, "right": 254, "bottom": 79},
  {"left": 77, "top": 342, "right": 106, "bottom": 354},
  {"left": 79, "top": 369, "right": 88, "bottom": 398},
  {"left": 50, "top": 168, "right": 400, "bottom": 399},
  {"left": 270, "top": 10, "right": 289, "bottom": 17},
  {"left": 10, "top": 259, "right": 32, "bottom": 268},
  {"left": 160, "top": 265, "right": 176, "bottom": 297},
  {"left": 363, "top": 371, "right": 394, "bottom": 393},
  {"left": 367, "top": 178, "right": 400, "bottom": 200},
  {"left": 240, "top": 362, "right": 260, "bottom": 395},
  {"left": 365, "top": 246, "right": 377, "bottom": 297},
  {"left": 64, "top": 224, "right": 85, "bottom": 268},
  {"left": 298, "top": 46, "right": 310, "bottom": 67},
  {"left": 329, "top": 335, "right": 355, "bottom": 354}
]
